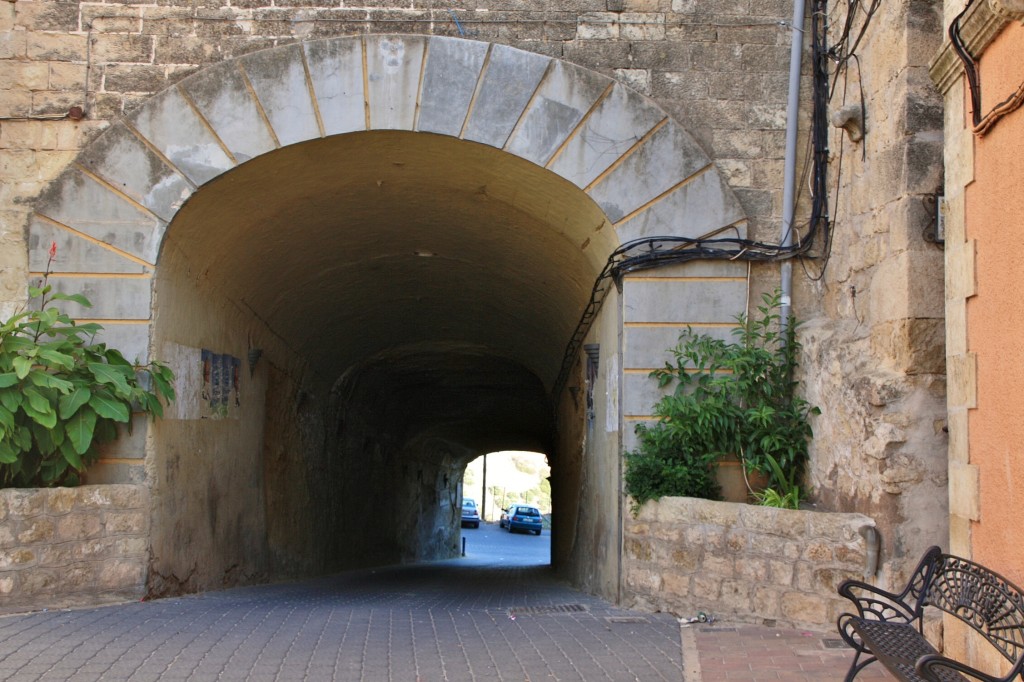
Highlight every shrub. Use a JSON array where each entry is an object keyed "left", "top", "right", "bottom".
[
  {"left": 623, "top": 290, "right": 818, "bottom": 512},
  {"left": 0, "top": 244, "right": 174, "bottom": 487}
]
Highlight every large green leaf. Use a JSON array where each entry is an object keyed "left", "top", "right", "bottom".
[
  {"left": 1, "top": 336, "right": 33, "bottom": 353},
  {"left": 0, "top": 387, "right": 21, "bottom": 413},
  {"left": 58, "top": 386, "right": 92, "bottom": 419},
  {"left": 60, "top": 439, "right": 84, "bottom": 470},
  {"left": 22, "top": 387, "right": 57, "bottom": 428},
  {"left": 142, "top": 391, "right": 164, "bottom": 419},
  {"left": 26, "top": 370, "right": 74, "bottom": 393},
  {"left": 0, "top": 372, "right": 18, "bottom": 388},
  {"left": 31, "top": 420, "right": 62, "bottom": 455},
  {"left": 65, "top": 406, "right": 97, "bottom": 456},
  {"left": 12, "top": 356, "right": 33, "bottom": 379},
  {"left": 89, "top": 390, "right": 130, "bottom": 422},
  {"left": 0, "top": 404, "right": 14, "bottom": 432},
  {"left": 51, "top": 292, "right": 93, "bottom": 308},
  {"left": 36, "top": 348, "right": 74, "bottom": 370},
  {"left": 0, "top": 439, "right": 18, "bottom": 464},
  {"left": 87, "top": 362, "right": 132, "bottom": 396}
]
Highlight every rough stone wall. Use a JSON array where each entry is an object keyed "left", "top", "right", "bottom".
[
  {"left": 622, "top": 496, "right": 875, "bottom": 628},
  {"left": 0, "top": 485, "right": 149, "bottom": 613},
  {"left": 798, "top": 0, "right": 948, "bottom": 588}
]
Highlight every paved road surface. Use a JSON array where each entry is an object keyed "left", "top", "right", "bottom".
[{"left": 0, "top": 523, "right": 683, "bottom": 681}]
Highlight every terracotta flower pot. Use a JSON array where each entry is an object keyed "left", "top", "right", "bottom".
[{"left": 715, "top": 454, "right": 770, "bottom": 503}]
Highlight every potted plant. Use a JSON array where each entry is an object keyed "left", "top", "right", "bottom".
[
  {"left": 0, "top": 243, "right": 175, "bottom": 488},
  {"left": 624, "top": 290, "right": 818, "bottom": 511}
]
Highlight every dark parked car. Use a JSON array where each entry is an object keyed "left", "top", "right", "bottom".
[
  {"left": 505, "top": 504, "right": 543, "bottom": 535},
  {"left": 461, "top": 498, "right": 480, "bottom": 528}
]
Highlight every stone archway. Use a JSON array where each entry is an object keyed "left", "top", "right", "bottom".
[
  {"left": 27, "top": 35, "right": 750, "bottom": 597},
  {"left": 29, "top": 35, "right": 746, "bottom": 371}
]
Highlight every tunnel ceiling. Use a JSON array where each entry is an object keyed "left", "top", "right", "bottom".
[{"left": 159, "top": 130, "right": 617, "bottom": 408}]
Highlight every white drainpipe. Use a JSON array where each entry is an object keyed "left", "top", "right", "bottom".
[{"left": 780, "top": 0, "right": 807, "bottom": 333}]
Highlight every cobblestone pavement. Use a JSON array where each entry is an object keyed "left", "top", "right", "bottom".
[{"left": 0, "top": 558, "right": 684, "bottom": 681}]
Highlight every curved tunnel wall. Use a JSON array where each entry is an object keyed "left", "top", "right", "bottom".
[{"left": 27, "top": 35, "right": 749, "bottom": 596}]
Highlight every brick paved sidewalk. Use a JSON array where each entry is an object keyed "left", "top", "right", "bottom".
[{"left": 685, "top": 622, "right": 897, "bottom": 681}]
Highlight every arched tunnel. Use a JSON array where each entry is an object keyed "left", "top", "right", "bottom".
[{"left": 144, "top": 130, "right": 620, "bottom": 595}]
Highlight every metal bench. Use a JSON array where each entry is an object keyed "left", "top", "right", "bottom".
[{"left": 836, "top": 545, "right": 1024, "bottom": 682}]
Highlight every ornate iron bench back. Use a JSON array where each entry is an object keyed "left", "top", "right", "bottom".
[{"left": 923, "top": 553, "right": 1024, "bottom": 665}]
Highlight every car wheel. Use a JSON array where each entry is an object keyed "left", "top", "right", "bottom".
[
  {"left": 473, "top": 522, "right": 479, "bottom": 529},
  {"left": 535, "top": 529, "right": 541, "bottom": 535}
]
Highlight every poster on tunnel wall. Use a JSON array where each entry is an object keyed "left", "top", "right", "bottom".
[
  {"left": 200, "top": 349, "right": 241, "bottom": 419},
  {"left": 157, "top": 342, "right": 241, "bottom": 420}
]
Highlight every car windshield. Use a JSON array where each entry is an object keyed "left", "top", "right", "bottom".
[
  {"left": 515, "top": 507, "right": 540, "bottom": 516},
  {"left": 462, "top": 500, "right": 476, "bottom": 509}
]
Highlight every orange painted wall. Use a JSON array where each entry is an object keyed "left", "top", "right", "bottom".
[{"left": 965, "top": 21, "right": 1024, "bottom": 587}]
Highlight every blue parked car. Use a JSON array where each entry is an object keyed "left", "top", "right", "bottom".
[{"left": 505, "top": 504, "right": 543, "bottom": 535}]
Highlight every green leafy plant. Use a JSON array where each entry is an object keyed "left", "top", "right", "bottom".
[
  {"left": 0, "top": 243, "right": 175, "bottom": 488},
  {"left": 751, "top": 452, "right": 801, "bottom": 509},
  {"left": 623, "top": 290, "right": 819, "bottom": 512}
]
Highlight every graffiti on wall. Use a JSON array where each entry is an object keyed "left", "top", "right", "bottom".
[{"left": 200, "top": 350, "right": 241, "bottom": 419}]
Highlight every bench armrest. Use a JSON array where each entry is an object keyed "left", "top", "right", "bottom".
[
  {"left": 838, "top": 578, "right": 918, "bottom": 623},
  {"left": 916, "top": 653, "right": 1024, "bottom": 682}
]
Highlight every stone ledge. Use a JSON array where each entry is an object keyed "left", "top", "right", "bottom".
[
  {"left": 0, "top": 485, "right": 149, "bottom": 613},
  {"left": 623, "top": 496, "right": 875, "bottom": 628}
]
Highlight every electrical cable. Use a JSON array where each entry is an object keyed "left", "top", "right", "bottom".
[{"left": 555, "top": 0, "right": 860, "bottom": 399}]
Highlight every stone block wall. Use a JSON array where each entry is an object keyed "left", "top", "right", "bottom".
[
  {"left": 797, "top": 0, "right": 948, "bottom": 590},
  {"left": 0, "top": 2, "right": 800, "bottom": 309},
  {"left": 0, "top": 485, "right": 149, "bottom": 613},
  {"left": 622, "top": 496, "right": 875, "bottom": 629}
]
